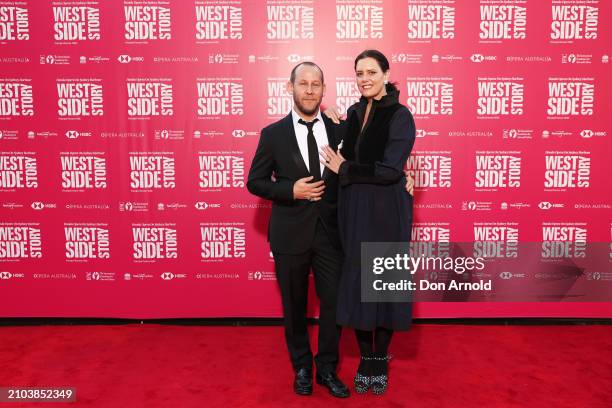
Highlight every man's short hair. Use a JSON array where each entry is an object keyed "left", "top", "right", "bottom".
[{"left": 289, "top": 62, "right": 324, "bottom": 84}]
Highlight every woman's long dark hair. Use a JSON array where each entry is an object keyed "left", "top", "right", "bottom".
[{"left": 354, "top": 49, "right": 398, "bottom": 93}]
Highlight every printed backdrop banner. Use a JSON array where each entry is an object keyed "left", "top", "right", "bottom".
[{"left": 0, "top": 0, "right": 610, "bottom": 318}]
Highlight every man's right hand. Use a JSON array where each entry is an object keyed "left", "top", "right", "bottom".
[{"left": 293, "top": 176, "right": 325, "bottom": 201}]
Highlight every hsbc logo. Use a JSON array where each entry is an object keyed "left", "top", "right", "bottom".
[
  {"left": 580, "top": 130, "right": 593, "bottom": 138},
  {"left": 195, "top": 202, "right": 221, "bottom": 210},
  {"left": 539, "top": 201, "right": 552, "bottom": 210},
  {"left": 0, "top": 271, "right": 12, "bottom": 280},
  {"left": 65, "top": 130, "right": 79, "bottom": 139},
  {"left": 538, "top": 201, "right": 564, "bottom": 210},
  {"left": 499, "top": 271, "right": 513, "bottom": 280},
  {"left": 118, "top": 54, "right": 143, "bottom": 63},
  {"left": 161, "top": 272, "right": 174, "bottom": 280},
  {"left": 287, "top": 54, "right": 301, "bottom": 63},
  {"left": 232, "top": 129, "right": 245, "bottom": 138},
  {"left": 30, "top": 202, "right": 56, "bottom": 210},
  {"left": 416, "top": 129, "right": 426, "bottom": 138},
  {"left": 470, "top": 54, "right": 496, "bottom": 63}
]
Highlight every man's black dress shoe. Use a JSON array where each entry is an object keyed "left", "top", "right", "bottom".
[
  {"left": 316, "top": 372, "right": 350, "bottom": 398},
  {"left": 293, "top": 367, "right": 313, "bottom": 395}
]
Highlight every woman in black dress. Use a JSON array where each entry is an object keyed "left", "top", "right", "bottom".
[{"left": 320, "top": 50, "right": 416, "bottom": 395}]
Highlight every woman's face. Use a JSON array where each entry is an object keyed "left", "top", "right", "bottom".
[{"left": 355, "top": 57, "right": 389, "bottom": 100}]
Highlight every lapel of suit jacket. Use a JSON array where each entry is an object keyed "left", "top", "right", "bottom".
[{"left": 282, "top": 113, "right": 310, "bottom": 176}]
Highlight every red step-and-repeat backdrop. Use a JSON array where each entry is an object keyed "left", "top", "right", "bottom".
[{"left": 0, "top": 0, "right": 610, "bottom": 318}]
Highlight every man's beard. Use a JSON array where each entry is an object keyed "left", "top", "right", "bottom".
[{"left": 293, "top": 95, "right": 321, "bottom": 116}]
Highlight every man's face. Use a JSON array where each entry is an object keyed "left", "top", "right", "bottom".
[{"left": 287, "top": 65, "right": 325, "bottom": 117}]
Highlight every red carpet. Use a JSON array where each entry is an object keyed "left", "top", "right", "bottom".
[{"left": 1, "top": 324, "right": 611, "bottom": 407}]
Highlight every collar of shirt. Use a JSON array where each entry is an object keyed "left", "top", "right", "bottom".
[{"left": 291, "top": 108, "right": 324, "bottom": 129}]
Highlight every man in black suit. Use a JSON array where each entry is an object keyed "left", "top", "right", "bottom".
[{"left": 247, "top": 62, "right": 349, "bottom": 398}]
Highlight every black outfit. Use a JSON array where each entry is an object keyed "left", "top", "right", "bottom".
[
  {"left": 336, "top": 87, "right": 416, "bottom": 331},
  {"left": 247, "top": 113, "right": 342, "bottom": 374}
]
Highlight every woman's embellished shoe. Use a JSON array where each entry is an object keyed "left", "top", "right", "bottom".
[
  {"left": 354, "top": 356, "right": 372, "bottom": 394},
  {"left": 371, "top": 355, "right": 391, "bottom": 395}
]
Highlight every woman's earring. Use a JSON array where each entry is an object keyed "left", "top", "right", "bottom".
[{"left": 384, "top": 80, "right": 388, "bottom": 85}]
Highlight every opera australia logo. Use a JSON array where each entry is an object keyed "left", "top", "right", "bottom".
[
  {"left": 0, "top": 6, "right": 30, "bottom": 41},
  {"left": 266, "top": 3, "right": 314, "bottom": 40},
  {"left": 407, "top": 1, "right": 455, "bottom": 41},
  {"left": 52, "top": 5, "right": 101, "bottom": 42},
  {"left": 0, "top": 80, "right": 34, "bottom": 117}
]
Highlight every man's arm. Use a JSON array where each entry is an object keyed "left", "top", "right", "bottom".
[{"left": 247, "top": 128, "right": 294, "bottom": 202}]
